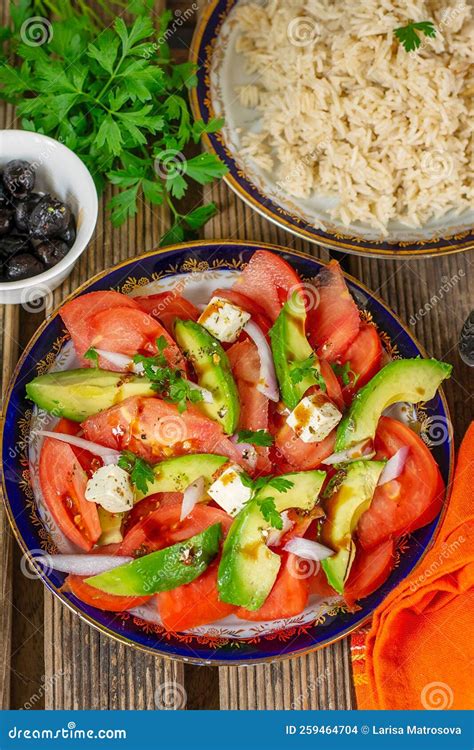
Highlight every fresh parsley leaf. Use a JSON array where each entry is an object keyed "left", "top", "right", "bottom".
[
  {"left": 236, "top": 429, "right": 274, "bottom": 447},
  {"left": 267, "top": 476, "right": 294, "bottom": 493},
  {"left": 239, "top": 473, "right": 294, "bottom": 496},
  {"left": 183, "top": 203, "right": 219, "bottom": 230},
  {"left": 394, "top": 20, "right": 437, "bottom": 52},
  {"left": 331, "top": 361, "right": 360, "bottom": 388},
  {"left": 257, "top": 497, "right": 283, "bottom": 530},
  {"left": 84, "top": 348, "right": 99, "bottom": 367},
  {"left": 118, "top": 450, "right": 155, "bottom": 494},
  {"left": 290, "top": 354, "right": 327, "bottom": 392},
  {"left": 134, "top": 337, "right": 203, "bottom": 412}
]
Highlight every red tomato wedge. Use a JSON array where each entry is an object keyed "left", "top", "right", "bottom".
[
  {"left": 123, "top": 492, "right": 182, "bottom": 536},
  {"left": 157, "top": 561, "right": 235, "bottom": 631},
  {"left": 135, "top": 292, "right": 199, "bottom": 336},
  {"left": 309, "top": 568, "right": 339, "bottom": 598},
  {"left": 233, "top": 249, "right": 302, "bottom": 322},
  {"left": 54, "top": 418, "right": 99, "bottom": 475},
  {"left": 320, "top": 358, "right": 344, "bottom": 411},
  {"left": 344, "top": 539, "right": 395, "bottom": 607},
  {"left": 66, "top": 575, "right": 151, "bottom": 612},
  {"left": 227, "top": 339, "right": 272, "bottom": 474},
  {"left": 356, "top": 417, "right": 444, "bottom": 549},
  {"left": 119, "top": 502, "right": 232, "bottom": 557},
  {"left": 39, "top": 437, "right": 101, "bottom": 551},
  {"left": 237, "top": 553, "right": 309, "bottom": 621},
  {"left": 213, "top": 287, "right": 272, "bottom": 335},
  {"left": 275, "top": 426, "right": 336, "bottom": 471},
  {"left": 82, "top": 396, "right": 251, "bottom": 468},
  {"left": 307, "top": 260, "right": 360, "bottom": 362},
  {"left": 339, "top": 324, "right": 383, "bottom": 404}
]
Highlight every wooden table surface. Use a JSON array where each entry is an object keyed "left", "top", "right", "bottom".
[{"left": 1, "top": 0, "right": 473, "bottom": 712}]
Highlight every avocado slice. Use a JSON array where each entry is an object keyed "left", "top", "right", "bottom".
[
  {"left": 26, "top": 368, "right": 155, "bottom": 422},
  {"left": 320, "top": 460, "right": 385, "bottom": 594},
  {"left": 218, "top": 470, "right": 326, "bottom": 610},
  {"left": 335, "top": 358, "right": 452, "bottom": 451},
  {"left": 174, "top": 319, "right": 240, "bottom": 434},
  {"left": 136, "top": 453, "right": 229, "bottom": 500},
  {"left": 270, "top": 291, "right": 323, "bottom": 409},
  {"left": 85, "top": 523, "right": 222, "bottom": 596}
]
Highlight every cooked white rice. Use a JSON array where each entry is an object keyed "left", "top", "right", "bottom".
[{"left": 233, "top": 0, "right": 474, "bottom": 232}]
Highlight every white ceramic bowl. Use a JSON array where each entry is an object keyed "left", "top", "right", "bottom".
[{"left": 0, "top": 130, "right": 98, "bottom": 305}]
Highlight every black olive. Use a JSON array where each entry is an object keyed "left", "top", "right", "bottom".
[
  {"left": 5, "top": 253, "right": 45, "bottom": 281},
  {"left": 14, "top": 192, "right": 43, "bottom": 232},
  {"left": 3, "top": 160, "right": 35, "bottom": 199},
  {"left": 36, "top": 239, "right": 70, "bottom": 268},
  {"left": 59, "top": 215, "right": 77, "bottom": 247},
  {"left": 0, "top": 180, "right": 13, "bottom": 207},
  {"left": 0, "top": 234, "right": 33, "bottom": 261},
  {"left": 29, "top": 194, "right": 72, "bottom": 239},
  {"left": 0, "top": 208, "right": 14, "bottom": 235}
]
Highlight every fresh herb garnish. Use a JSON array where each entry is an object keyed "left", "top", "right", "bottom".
[
  {"left": 290, "top": 354, "right": 327, "bottom": 392},
  {"left": 84, "top": 348, "right": 99, "bottom": 367},
  {"left": 257, "top": 497, "right": 283, "bottom": 530},
  {"left": 118, "top": 450, "right": 155, "bottom": 494},
  {"left": 236, "top": 429, "right": 274, "bottom": 447},
  {"left": 134, "top": 337, "right": 203, "bottom": 413},
  {"left": 0, "top": 3, "right": 227, "bottom": 242},
  {"left": 394, "top": 21, "right": 437, "bottom": 52},
  {"left": 239, "top": 474, "right": 294, "bottom": 529},
  {"left": 331, "top": 361, "right": 360, "bottom": 388}
]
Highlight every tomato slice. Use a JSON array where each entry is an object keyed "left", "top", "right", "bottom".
[
  {"left": 307, "top": 260, "right": 360, "bottom": 362},
  {"left": 157, "top": 561, "right": 235, "bottom": 631},
  {"left": 275, "top": 426, "right": 335, "bottom": 471},
  {"left": 237, "top": 553, "right": 309, "bottom": 621},
  {"left": 135, "top": 292, "right": 199, "bottom": 336},
  {"left": 39, "top": 437, "right": 101, "bottom": 551},
  {"left": 123, "top": 492, "right": 182, "bottom": 535},
  {"left": 356, "top": 417, "right": 444, "bottom": 549},
  {"left": 227, "top": 339, "right": 271, "bottom": 474},
  {"left": 119, "top": 502, "right": 232, "bottom": 557},
  {"left": 66, "top": 575, "right": 151, "bottom": 612},
  {"left": 339, "top": 324, "right": 383, "bottom": 404},
  {"left": 53, "top": 418, "right": 100, "bottom": 475},
  {"left": 233, "top": 249, "right": 302, "bottom": 322},
  {"left": 320, "top": 358, "right": 344, "bottom": 411},
  {"left": 344, "top": 539, "right": 395, "bottom": 607},
  {"left": 309, "top": 567, "right": 339, "bottom": 598},
  {"left": 82, "top": 396, "right": 250, "bottom": 468}
]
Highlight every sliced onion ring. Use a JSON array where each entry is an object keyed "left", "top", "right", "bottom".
[
  {"left": 180, "top": 476, "right": 205, "bottom": 521},
  {"left": 377, "top": 446, "right": 409, "bottom": 486},
  {"left": 266, "top": 511, "right": 293, "bottom": 547},
  {"left": 36, "top": 431, "right": 120, "bottom": 464},
  {"left": 322, "top": 440, "right": 374, "bottom": 466},
  {"left": 94, "top": 349, "right": 141, "bottom": 373},
  {"left": 244, "top": 320, "right": 279, "bottom": 403},
  {"left": 230, "top": 435, "right": 258, "bottom": 471},
  {"left": 283, "top": 537, "right": 334, "bottom": 561},
  {"left": 186, "top": 380, "right": 214, "bottom": 404},
  {"left": 36, "top": 554, "right": 133, "bottom": 576}
]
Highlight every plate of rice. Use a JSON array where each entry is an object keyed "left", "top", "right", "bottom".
[{"left": 190, "top": 0, "right": 474, "bottom": 257}]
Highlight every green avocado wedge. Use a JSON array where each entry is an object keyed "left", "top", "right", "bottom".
[
  {"left": 320, "top": 460, "right": 386, "bottom": 594},
  {"left": 85, "top": 523, "right": 222, "bottom": 596},
  {"left": 218, "top": 471, "right": 326, "bottom": 610},
  {"left": 26, "top": 368, "right": 155, "bottom": 422},
  {"left": 174, "top": 319, "right": 240, "bottom": 434},
  {"left": 335, "top": 358, "right": 452, "bottom": 452},
  {"left": 270, "top": 291, "right": 324, "bottom": 410},
  {"left": 135, "top": 453, "right": 229, "bottom": 500}
]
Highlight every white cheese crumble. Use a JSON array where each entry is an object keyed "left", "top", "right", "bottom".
[
  {"left": 286, "top": 394, "right": 342, "bottom": 444},
  {"left": 207, "top": 464, "right": 253, "bottom": 516},
  {"left": 198, "top": 296, "right": 251, "bottom": 343},
  {"left": 85, "top": 464, "right": 134, "bottom": 514}
]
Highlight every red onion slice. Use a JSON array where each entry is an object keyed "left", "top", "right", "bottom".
[
  {"left": 94, "top": 349, "right": 141, "bottom": 373},
  {"left": 244, "top": 320, "right": 279, "bottom": 403},
  {"left": 283, "top": 537, "right": 334, "bottom": 561},
  {"left": 230, "top": 436, "right": 258, "bottom": 471},
  {"left": 266, "top": 511, "right": 293, "bottom": 547},
  {"left": 180, "top": 476, "right": 205, "bottom": 521},
  {"left": 36, "top": 430, "right": 120, "bottom": 464},
  {"left": 377, "top": 446, "right": 409, "bottom": 486},
  {"left": 35, "top": 554, "right": 133, "bottom": 576},
  {"left": 322, "top": 440, "right": 375, "bottom": 466}
]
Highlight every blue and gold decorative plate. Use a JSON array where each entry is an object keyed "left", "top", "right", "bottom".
[
  {"left": 1, "top": 241, "right": 454, "bottom": 664},
  {"left": 190, "top": 0, "right": 474, "bottom": 259}
]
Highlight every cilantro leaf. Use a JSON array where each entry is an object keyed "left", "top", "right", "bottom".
[
  {"left": 84, "top": 348, "right": 99, "bottom": 367},
  {"left": 267, "top": 476, "right": 294, "bottom": 493},
  {"left": 257, "top": 497, "right": 283, "bottom": 530},
  {"left": 118, "top": 450, "right": 155, "bottom": 494},
  {"left": 290, "top": 354, "right": 327, "bottom": 392},
  {"left": 236, "top": 429, "right": 274, "bottom": 447},
  {"left": 331, "top": 361, "right": 360, "bottom": 388},
  {"left": 394, "top": 20, "right": 437, "bottom": 52}
]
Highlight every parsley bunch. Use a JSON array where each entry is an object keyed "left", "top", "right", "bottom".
[
  {"left": 0, "top": 2, "right": 227, "bottom": 243},
  {"left": 290, "top": 354, "right": 327, "bottom": 393},
  {"left": 240, "top": 474, "right": 294, "bottom": 530},
  {"left": 118, "top": 450, "right": 155, "bottom": 494}
]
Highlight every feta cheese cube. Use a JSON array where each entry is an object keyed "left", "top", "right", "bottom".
[
  {"left": 286, "top": 394, "right": 342, "bottom": 444},
  {"left": 198, "top": 296, "right": 251, "bottom": 343},
  {"left": 85, "top": 464, "right": 134, "bottom": 513},
  {"left": 207, "top": 464, "right": 253, "bottom": 516}
]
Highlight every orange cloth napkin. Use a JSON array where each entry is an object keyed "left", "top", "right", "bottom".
[{"left": 351, "top": 421, "right": 474, "bottom": 710}]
